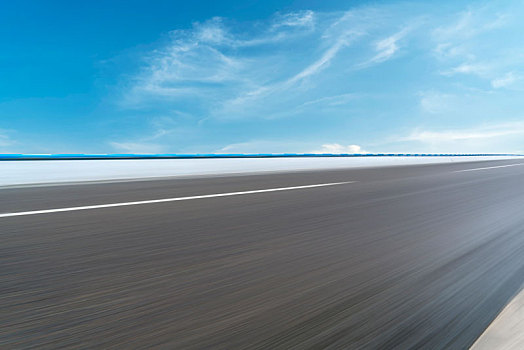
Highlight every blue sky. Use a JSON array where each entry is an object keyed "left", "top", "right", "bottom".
[{"left": 1, "top": 0, "right": 524, "bottom": 154}]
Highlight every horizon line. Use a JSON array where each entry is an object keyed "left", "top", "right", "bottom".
[{"left": 0, "top": 153, "right": 522, "bottom": 161}]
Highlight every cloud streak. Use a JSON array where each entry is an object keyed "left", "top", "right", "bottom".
[
  {"left": 359, "top": 27, "right": 411, "bottom": 67},
  {"left": 491, "top": 72, "right": 518, "bottom": 88},
  {"left": 313, "top": 144, "right": 365, "bottom": 154},
  {"left": 110, "top": 141, "right": 165, "bottom": 154},
  {"left": 111, "top": 1, "right": 524, "bottom": 154},
  {"left": 0, "top": 129, "right": 15, "bottom": 151},
  {"left": 401, "top": 122, "right": 524, "bottom": 142},
  {"left": 122, "top": 6, "right": 421, "bottom": 121}
]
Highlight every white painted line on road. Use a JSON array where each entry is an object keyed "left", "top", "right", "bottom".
[
  {"left": 454, "top": 163, "right": 524, "bottom": 173},
  {"left": 0, "top": 181, "right": 355, "bottom": 218}
]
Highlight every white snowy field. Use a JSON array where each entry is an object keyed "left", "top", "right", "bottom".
[{"left": 0, "top": 156, "right": 520, "bottom": 187}]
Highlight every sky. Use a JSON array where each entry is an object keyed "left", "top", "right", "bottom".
[{"left": 1, "top": 0, "right": 524, "bottom": 154}]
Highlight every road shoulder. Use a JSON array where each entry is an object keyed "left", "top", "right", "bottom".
[{"left": 472, "top": 286, "right": 524, "bottom": 349}]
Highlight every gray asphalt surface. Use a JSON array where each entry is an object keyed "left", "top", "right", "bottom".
[{"left": 2, "top": 159, "right": 524, "bottom": 349}]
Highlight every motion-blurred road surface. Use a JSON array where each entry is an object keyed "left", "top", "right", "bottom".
[{"left": 2, "top": 159, "right": 524, "bottom": 349}]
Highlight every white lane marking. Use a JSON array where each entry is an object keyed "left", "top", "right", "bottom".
[
  {"left": 454, "top": 163, "right": 524, "bottom": 173},
  {"left": 0, "top": 181, "right": 355, "bottom": 218}
]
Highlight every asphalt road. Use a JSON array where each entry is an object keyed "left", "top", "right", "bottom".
[{"left": 2, "top": 159, "right": 524, "bottom": 349}]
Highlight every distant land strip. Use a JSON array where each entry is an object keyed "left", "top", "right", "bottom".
[{"left": 0, "top": 154, "right": 522, "bottom": 161}]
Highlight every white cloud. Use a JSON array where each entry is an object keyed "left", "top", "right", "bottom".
[
  {"left": 441, "top": 63, "right": 489, "bottom": 76},
  {"left": 419, "top": 91, "right": 454, "bottom": 114},
  {"left": 300, "top": 93, "right": 357, "bottom": 107},
  {"left": 123, "top": 12, "right": 328, "bottom": 111},
  {"left": 491, "top": 72, "right": 518, "bottom": 88},
  {"left": 192, "top": 15, "right": 316, "bottom": 47},
  {"left": 431, "top": 3, "right": 521, "bottom": 89},
  {"left": 363, "top": 27, "right": 410, "bottom": 66},
  {"left": 433, "top": 8, "right": 510, "bottom": 43},
  {"left": 433, "top": 11, "right": 474, "bottom": 41},
  {"left": 313, "top": 144, "right": 365, "bottom": 154},
  {"left": 375, "top": 121, "right": 524, "bottom": 153},
  {"left": 107, "top": 113, "right": 195, "bottom": 154},
  {"left": 110, "top": 141, "right": 165, "bottom": 154},
  {"left": 115, "top": 2, "right": 524, "bottom": 156},
  {"left": 216, "top": 140, "right": 309, "bottom": 154},
  {"left": 288, "top": 29, "right": 359, "bottom": 84},
  {"left": 124, "top": 7, "right": 401, "bottom": 120},
  {"left": 401, "top": 121, "right": 524, "bottom": 142},
  {"left": 433, "top": 43, "right": 473, "bottom": 61},
  {"left": 193, "top": 17, "right": 228, "bottom": 44},
  {"left": 0, "top": 129, "right": 14, "bottom": 150},
  {"left": 211, "top": 13, "right": 369, "bottom": 118},
  {"left": 218, "top": 141, "right": 366, "bottom": 154},
  {"left": 272, "top": 10, "right": 315, "bottom": 29}
]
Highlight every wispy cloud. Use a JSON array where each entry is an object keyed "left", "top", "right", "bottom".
[
  {"left": 122, "top": 6, "right": 421, "bottom": 120},
  {"left": 216, "top": 140, "right": 367, "bottom": 154},
  {"left": 360, "top": 27, "right": 411, "bottom": 67},
  {"left": 433, "top": 9, "right": 510, "bottom": 42},
  {"left": 401, "top": 121, "right": 524, "bottom": 142},
  {"left": 216, "top": 140, "right": 309, "bottom": 154},
  {"left": 288, "top": 30, "right": 359, "bottom": 84},
  {"left": 441, "top": 63, "right": 489, "bottom": 76},
  {"left": 491, "top": 72, "right": 518, "bottom": 88},
  {"left": 112, "top": 2, "right": 524, "bottom": 154},
  {"left": 271, "top": 10, "right": 315, "bottom": 30},
  {"left": 419, "top": 91, "right": 455, "bottom": 114},
  {"left": 109, "top": 141, "right": 165, "bottom": 154},
  {"left": 219, "top": 27, "right": 362, "bottom": 114},
  {"left": 108, "top": 114, "right": 195, "bottom": 154},
  {"left": 312, "top": 144, "right": 366, "bottom": 154},
  {"left": 0, "top": 129, "right": 15, "bottom": 150},
  {"left": 299, "top": 93, "right": 358, "bottom": 107},
  {"left": 370, "top": 121, "right": 524, "bottom": 154},
  {"left": 432, "top": 3, "right": 522, "bottom": 90},
  {"left": 127, "top": 12, "right": 320, "bottom": 94}
]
